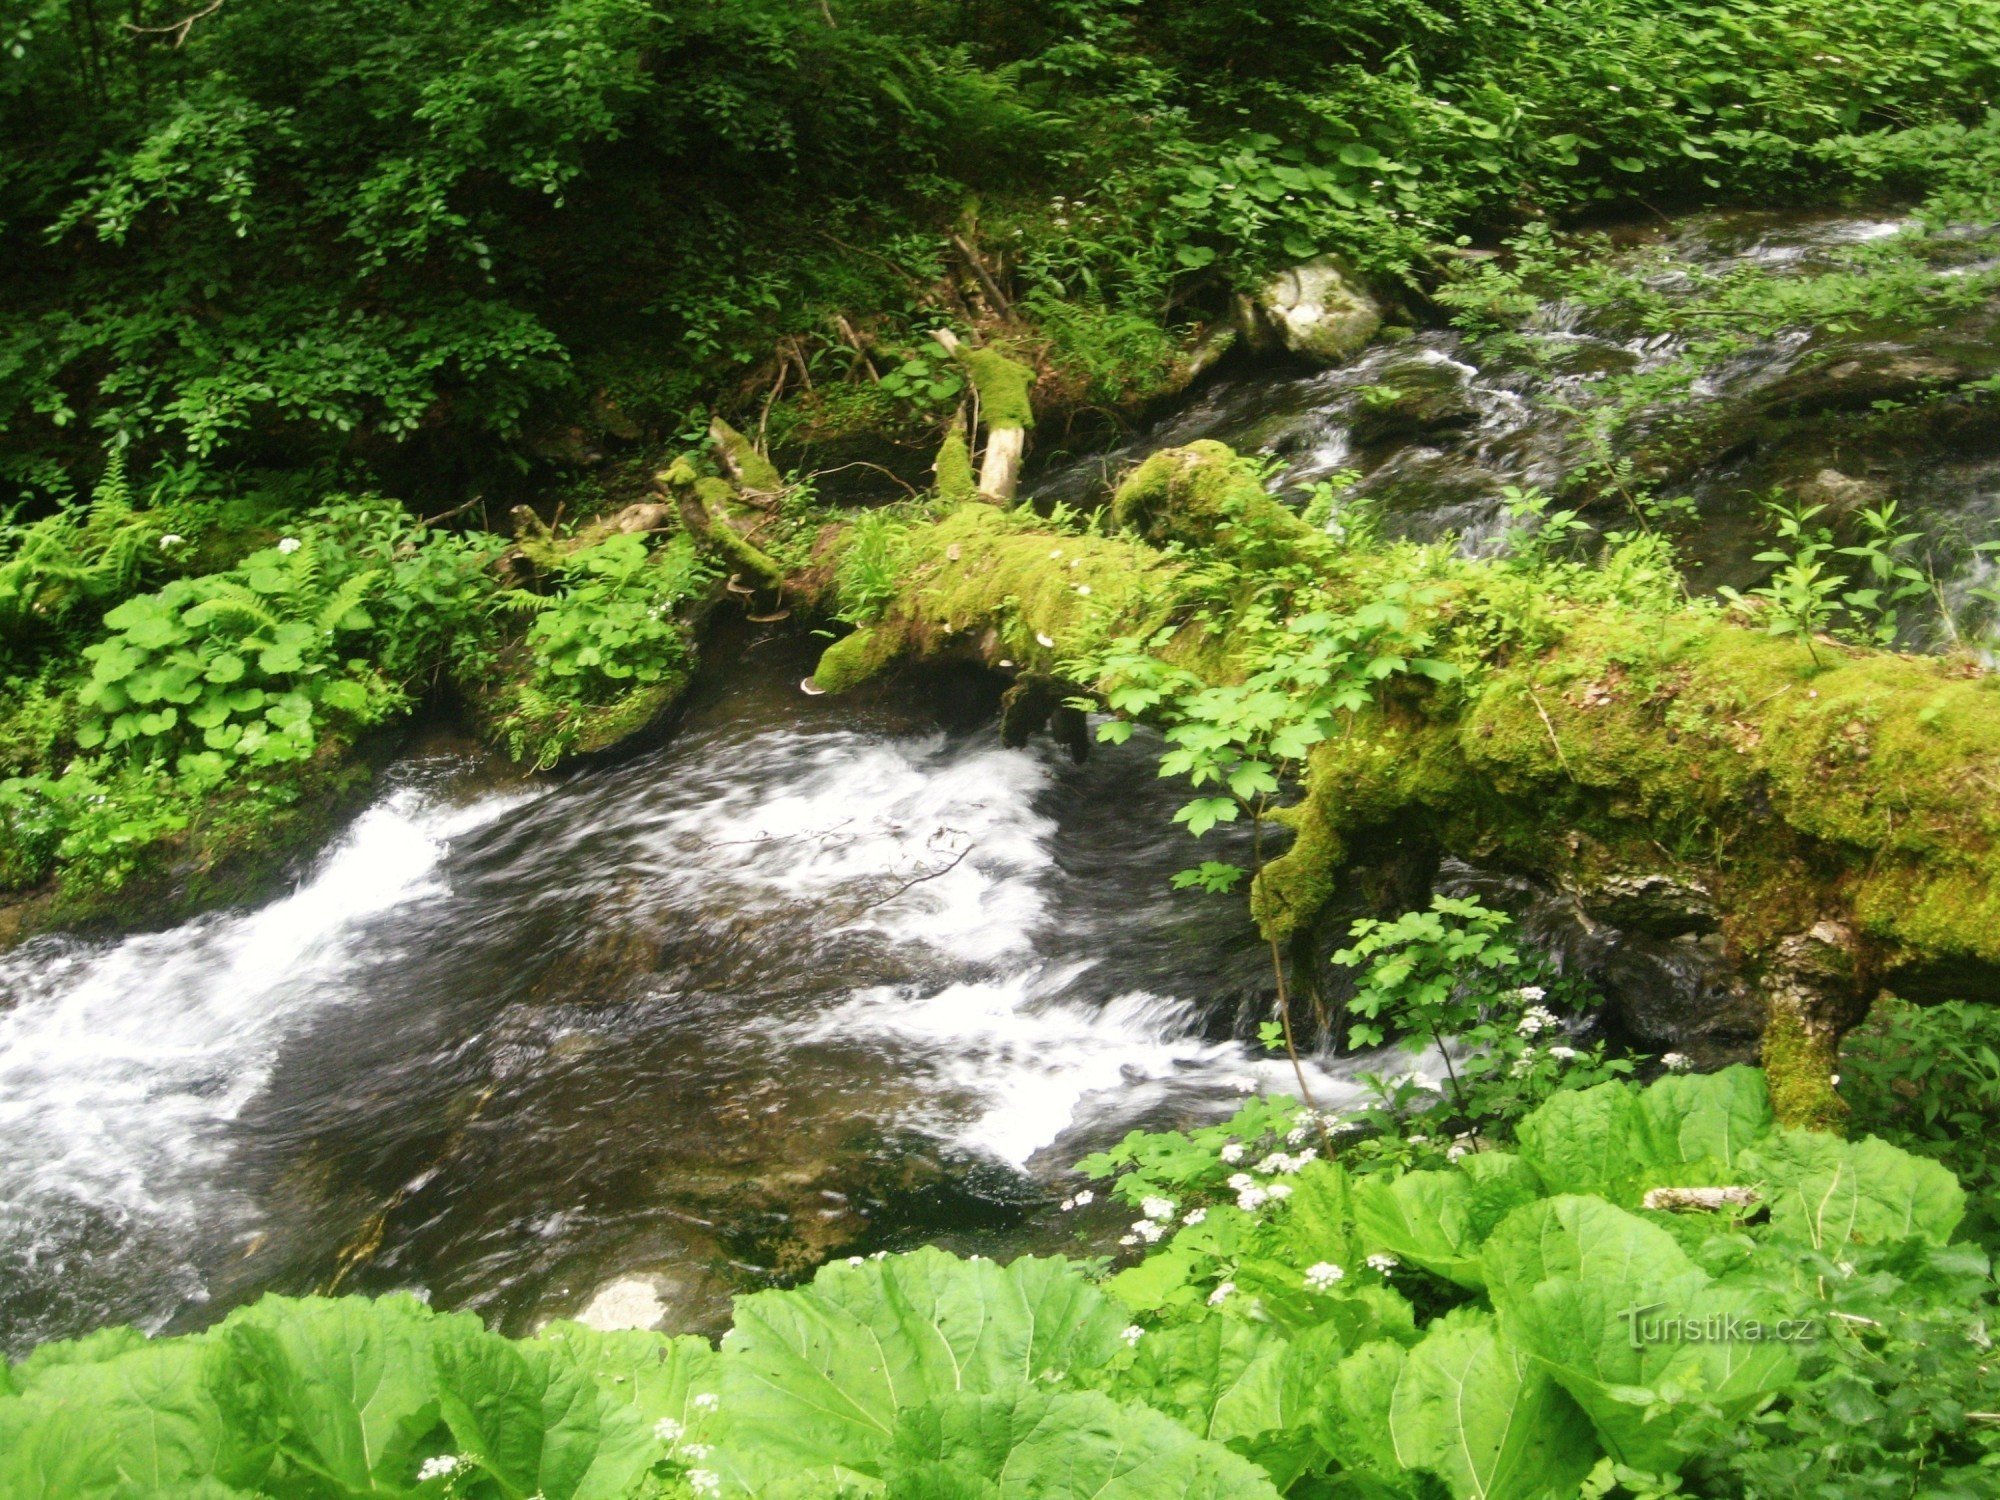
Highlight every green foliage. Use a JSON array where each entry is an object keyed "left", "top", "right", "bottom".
[
  {"left": 8, "top": 1063, "right": 1997, "bottom": 1497},
  {"left": 1841, "top": 996, "right": 2000, "bottom": 1252}
]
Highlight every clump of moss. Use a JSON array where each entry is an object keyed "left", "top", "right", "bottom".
[
  {"left": 1763, "top": 1002, "right": 1849, "bottom": 1132},
  {"left": 961, "top": 347, "right": 1036, "bottom": 430},
  {"left": 934, "top": 419, "right": 977, "bottom": 505}
]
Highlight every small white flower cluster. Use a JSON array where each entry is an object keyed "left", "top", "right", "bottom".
[
  {"left": 276, "top": 536, "right": 302, "bottom": 554},
  {"left": 1218, "top": 1143, "right": 1246, "bottom": 1164},
  {"left": 1121, "top": 1324, "right": 1145, "bottom": 1346},
  {"left": 1511, "top": 1048, "right": 1539, "bottom": 1079},
  {"left": 1662, "top": 1052, "right": 1693, "bottom": 1073},
  {"left": 1141, "top": 1196, "right": 1176, "bottom": 1221},
  {"left": 1059, "top": 1190, "right": 1094, "bottom": 1211},
  {"left": 1392, "top": 1069, "right": 1439, "bottom": 1094},
  {"left": 1445, "top": 1133, "right": 1475, "bottom": 1162},
  {"left": 693, "top": 1393, "right": 719, "bottom": 1412},
  {"left": 1304, "top": 1261, "right": 1345, "bottom": 1291},
  {"left": 688, "top": 1470, "right": 721, "bottom": 1495},
  {"left": 1182, "top": 1207, "right": 1207, "bottom": 1225},
  {"left": 1517, "top": 1004, "right": 1559, "bottom": 1037},
  {"left": 418, "top": 1455, "right": 463, "bottom": 1482},
  {"left": 1128, "top": 1218, "right": 1166, "bottom": 1244},
  {"left": 1365, "top": 1253, "right": 1398, "bottom": 1276},
  {"left": 1548, "top": 1044, "right": 1580, "bottom": 1061},
  {"left": 158, "top": 532, "right": 185, "bottom": 550},
  {"left": 1207, "top": 1281, "right": 1235, "bottom": 1305},
  {"left": 1254, "top": 1149, "right": 1315, "bottom": 1175}
]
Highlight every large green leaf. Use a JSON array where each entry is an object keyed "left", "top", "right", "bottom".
[
  {"left": 1387, "top": 1308, "right": 1597, "bottom": 1500},
  {"left": 1515, "top": 1085, "right": 1640, "bottom": 1200},
  {"left": 1313, "top": 1339, "right": 1407, "bottom": 1481},
  {"left": 1481, "top": 1197, "right": 1795, "bottom": 1472},
  {"left": 714, "top": 1250, "right": 1126, "bottom": 1492},
  {"left": 1351, "top": 1155, "right": 1542, "bottom": 1291},
  {"left": 0, "top": 1335, "right": 270, "bottom": 1498},
  {"left": 1744, "top": 1129, "right": 1966, "bottom": 1249},
  {"left": 880, "top": 1390, "right": 1283, "bottom": 1500},
  {"left": 1631, "top": 1066, "right": 1772, "bottom": 1176},
  {"left": 220, "top": 1293, "right": 444, "bottom": 1495},
  {"left": 430, "top": 1314, "right": 656, "bottom": 1500}
]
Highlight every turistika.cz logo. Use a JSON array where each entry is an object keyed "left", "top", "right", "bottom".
[{"left": 1618, "top": 1303, "right": 1822, "bottom": 1349}]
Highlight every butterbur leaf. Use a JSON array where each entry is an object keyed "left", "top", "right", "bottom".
[
  {"left": 1352, "top": 1157, "right": 1541, "bottom": 1291},
  {"left": 430, "top": 1317, "right": 655, "bottom": 1500},
  {"left": 1314, "top": 1339, "right": 1406, "bottom": 1479},
  {"left": 1516, "top": 1084, "right": 1639, "bottom": 1200},
  {"left": 1482, "top": 1197, "right": 1794, "bottom": 1472},
  {"left": 1745, "top": 1129, "right": 1965, "bottom": 1249},
  {"left": 881, "top": 1390, "right": 1282, "bottom": 1500},
  {"left": 1109, "top": 1314, "right": 1318, "bottom": 1483},
  {"left": 1388, "top": 1309, "right": 1598, "bottom": 1500},
  {"left": 713, "top": 1250, "right": 1126, "bottom": 1491},
  {"left": 1631, "top": 1066, "right": 1772, "bottom": 1178},
  {"left": 220, "top": 1293, "right": 444, "bottom": 1494},
  {"left": 0, "top": 1335, "right": 271, "bottom": 1498}
]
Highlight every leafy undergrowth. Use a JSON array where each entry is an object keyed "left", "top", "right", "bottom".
[
  {"left": 5, "top": 1057, "right": 1994, "bottom": 1499},
  {"left": 0, "top": 472, "right": 716, "bottom": 911}
]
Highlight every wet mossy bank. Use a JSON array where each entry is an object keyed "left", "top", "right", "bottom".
[{"left": 744, "top": 440, "right": 2000, "bottom": 1129}]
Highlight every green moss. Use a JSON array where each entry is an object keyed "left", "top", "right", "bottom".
[
  {"left": 1110, "top": 440, "right": 1317, "bottom": 554},
  {"left": 1763, "top": 1002, "right": 1849, "bottom": 1133},
  {"left": 709, "top": 417, "right": 786, "bottom": 493},
  {"left": 934, "top": 420, "right": 977, "bottom": 505},
  {"left": 962, "top": 347, "right": 1036, "bottom": 430},
  {"left": 812, "top": 624, "right": 903, "bottom": 694}
]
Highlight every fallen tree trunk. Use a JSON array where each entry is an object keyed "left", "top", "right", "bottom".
[{"left": 693, "top": 437, "right": 2000, "bottom": 1129}]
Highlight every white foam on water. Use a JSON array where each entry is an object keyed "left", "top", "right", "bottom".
[
  {"left": 799, "top": 966, "right": 1364, "bottom": 1167},
  {"left": 0, "top": 784, "right": 532, "bottom": 1226},
  {"left": 639, "top": 732, "right": 1057, "bottom": 965}
]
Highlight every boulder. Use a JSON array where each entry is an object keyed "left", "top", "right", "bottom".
[{"left": 1239, "top": 255, "right": 1384, "bottom": 364}]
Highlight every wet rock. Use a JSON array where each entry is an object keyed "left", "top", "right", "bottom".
[
  {"left": 1577, "top": 873, "right": 1718, "bottom": 936},
  {"left": 567, "top": 1260, "right": 734, "bottom": 1336},
  {"left": 1795, "top": 467, "right": 1889, "bottom": 516},
  {"left": 1239, "top": 256, "right": 1383, "bottom": 364},
  {"left": 1754, "top": 343, "right": 1984, "bottom": 418},
  {"left": 1345, "top": 355, "right": 1481, "bottom": 447},
  {"left": 574, "top": 1275, "right": 667, "bottom": 1331}
]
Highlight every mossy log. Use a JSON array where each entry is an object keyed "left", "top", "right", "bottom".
[{"left": 762, "top": 440, "right": 2000, "bottom": 1127}]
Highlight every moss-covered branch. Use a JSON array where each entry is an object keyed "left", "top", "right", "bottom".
[{"left": 794, "top": 441, "right": 2000, "bottom": 1127}]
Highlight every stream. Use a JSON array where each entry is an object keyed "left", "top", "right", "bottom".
[{"left": 4, "top": 206, "right": 1997, "bottom": 1358}]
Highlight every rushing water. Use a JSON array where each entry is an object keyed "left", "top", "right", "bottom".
[
  {"left": 4, "top": 208, "right": 1996, "bottom": 1357},
  {"left": 0, "top": 634, "right": 1370, "bottom": 1356}
]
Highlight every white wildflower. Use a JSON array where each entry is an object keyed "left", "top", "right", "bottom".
[
  {"left": 687, "top": 1470, "right": 721, "bottom": 1496},
  {"left": 1226, "top": 1172, "right": 1254, "bottom": 1191},
  {"left": 1076, "top": 584, "right": 1092, "bottom": 596},
  {"left": 418, "top": 1455, "right": 463, "bottom": 1482},
  {"left": 1662, "top": 1052, "right": 1693, "bottom": 1073},
  {"left": 1517, "top": 1004, "right": 1558, "bottom": 1037},
  {"left": 1365, "top": 1253, "right": 1398, "bottom": 1275},
  {"left": 1122, "top": 1324, "right": 1145, "bottom": 1346},
  {"left": 1182, "top": 1207, "right": 1207, "bottom": 1225},
  {"left": 654, "top": 1417, "right": 684, "bottom": 1443},
  {"left": 1132, "top": 1219, "right": 1165, "bottom": 1243},
  {"left": 276, "top": 536, "right": 301, "bottom": 554},
  {"left": 848, "top": 1256, "right": 864, "bottom": 1266},
  {"left": 1141, "top": 1196, "right": 1175, "bottom": 1222},
  {"left": 1073, "top": 1189, "right": 1094, "bottom": 1207},
  {"left": 1304, "top": 1262, "right": 1345, "bottom": 1291},
  {"left": 1059, "top": 1199, "right": 1074, "bottom": 1212},
  {"left": 1407, "top": 1134, "right": 1428, "bottom": 1145},
  {"left": 1219, "top": 1143, "right": 1245, "bottom": 1164},
  {"left": 1119, "top": 1234, "right": 1138, "bottom": 1246},
  {"left": 682, "top": 1444, "right": 711, "bottom": 1460},
  {"left": 1518, "top": 985, "right": 1547, "bottom": 1002},
  {"left": 1208, "top": 1281, "right": 1236, "bottom": 1305},
  {"left": 1446, "top": 1141, "right": 1471, "bottom": 1161},
  {"left": 692, "top": 1393, "right": 719, "bottom": 1411},
  {"left": 158, "top": 533, "right": 185, "bottom": 550},
  {"left": 1266, "top": 1183, "right": 1293, "bottom": 1201},
  {"left": 1286, "top": 1126, "right": 1310, "bottom": 1145},
  {"left": 1236, "top": 1186, "right": 1269, "bottom": 1212}
]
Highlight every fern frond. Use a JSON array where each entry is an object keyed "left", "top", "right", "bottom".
[
  {"left": 186, "top": 581, "right": 281, "bottom": 636},
  {"left": 314, "top": 570, "right": 380, "bottom": 634}
]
